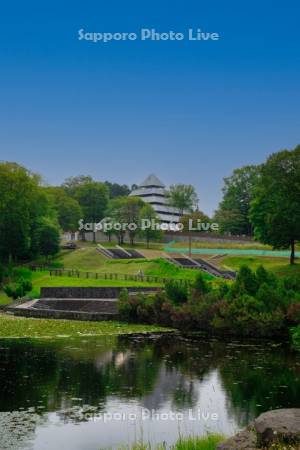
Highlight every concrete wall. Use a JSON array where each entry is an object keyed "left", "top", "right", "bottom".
[{"left": 41, "top": 286, "right": 160, "bottom": 299}]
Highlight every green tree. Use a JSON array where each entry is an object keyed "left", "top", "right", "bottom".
[
  {"left": 168, "top": 184, "right": 198, "bottom": 216},
  {"left": 250, "top": 145, "right": 300, "bottom": 264},
  {"left": 104, "top": 181, "right": 130, "bottom": 198},
  {"left": 180, "top": 210, "right": 211, "bottom": 232},
  {"left": 46, "top": 187, "right": 82, "bottom": 232},
  {"left": 0, "top": 162, "right": 51, "bottom": 261},
  {"left": 32, "top": 218, "right": 60, "bottom": 260},
  {"left": 214, "top": 165, "right": 260, "bottom": 235},
  {"left": 106, "top": 197, "right": 145, "bottom": 245},
  {"left": 105, "top": 197, "right": 128, "bottom": 245},
  {"left": 62, "top": 175, "right": 93, "bottom": 196},
  {"left": 75, "top": 182, "right": 109, "bottom": 242},
  {"left": 121, "top": 197, "right": 145, "bottom": 246},
  {"left": 138, "top": 204, "right": 162, "bottom": 248}
]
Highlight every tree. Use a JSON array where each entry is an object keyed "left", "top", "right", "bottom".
[
  {"left": 138, "top": 204, "right": 162, "bottom": 248},
  {"left": 32, "top": 218, "right": 60, "bottom": 260},
  {"left": 0, "top": 162, "right": 51, "bottom": 261},
  {"left": 46, "top": 187, "right": 82, "bottom": 232},
  {"left": 121, "top": 197, "right": 145, "bottom": 246},
  {"left": 106, "top": 198, "right": 128, "bottom": 245},
  {"left": 62, "top": 175, "right": 93, "bottom": 196},
  {"left": 106, "top": 197, "right": 145, "bottom": 245},
  {"left": 250, "top": 145, "right": 300, "bottom": 264},
  {"left": 104, "top": 181, "right": 130, "bottom": 198},
  {"left": 74, "top": 181, "right": 109, "bottom": 242},
  {"left": 168, "top": 184, "right": 198, "bottom": 216},
  {"left": 180, "top": 210, "right": 211, "bottom": 232},
  {"left": 214, "top": 165, "right": 260, "bottom": 235}
]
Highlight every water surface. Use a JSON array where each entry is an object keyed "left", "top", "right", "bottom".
[{"left": 0, "top": 334, "right": 299, "bottom": 449}]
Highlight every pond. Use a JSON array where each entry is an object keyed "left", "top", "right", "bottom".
[{"left": 0, "top": 334, "right": 299, "bottom": 449}]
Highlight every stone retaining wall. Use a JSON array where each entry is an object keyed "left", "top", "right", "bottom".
[
  {"left": 9, "top": 306, "right": 119, "bottom": 322},
  {"left": 40, "top": 286, "right": 160, "bottom": 299}
]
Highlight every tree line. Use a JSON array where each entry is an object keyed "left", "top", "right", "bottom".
[
  {"left": 0, "top": 164, "right": 199, "bottom": 261},
  {"left": 1, "top": 144, "right": 299, "bottom": 264},
  {"left": 214, "top": 144, "right": 300, "bottom": 264}
]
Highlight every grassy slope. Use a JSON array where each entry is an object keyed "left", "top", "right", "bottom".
[
  {"left": 55, "top": 247, "right": 212, "bottom": 281},
  {"left": 28, "top": 271, "right": 161, "bottom": 298},
  {"left": 0, "top": 313, "right": 171, "bottom": 338},
  {"left": 171, "top": 240, "right": 272, "bottom": 250},
  {"left": 221, "top": 255, "right": 300, "bottom": 276},
  {"left": 2, "top": 244, "right": 299, "bottom": 305}
]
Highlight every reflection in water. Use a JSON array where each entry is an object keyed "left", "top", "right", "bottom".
[{"left": 0, "top": 335, "right": 299, "bottom": 449}]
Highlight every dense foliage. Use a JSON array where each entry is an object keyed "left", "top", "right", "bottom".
[
  {"left": 250, "top": 145, "right": 300, "bottom": 264},
  {"left": 0, "top": 162, "right": 60, "bottom": 261},
  {"left": 214, "top": 165, "right": 260, "bottom": 235},
  {"left": 3, "top": 267, "right": 33, "bottom": 300},
  {"left": 119, "top": 265, "right": 300, "bottom": 339},
  {"left": 168, "top": 184, "right": 199, "bottom": 215}
]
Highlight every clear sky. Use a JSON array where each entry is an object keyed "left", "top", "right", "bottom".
[{"left": 0, "top": 0, "right": 299, "bottom": 215}]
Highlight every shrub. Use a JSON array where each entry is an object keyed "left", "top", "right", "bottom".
[
  {"left": 291, "top": 325, "right": 300, "bottom": 350},
  {"left": 231, "top": 265, "right": 258, "bottom": 297},
  {"left": 193, "top": 272, "right": 209, "bottom": 295},
  {"left": 287, "top": 302, "right": 300, "bottom": 325},
  {"left": 118, "top": 289, "right": 134, "bottom": 320},
  {"left": 3, "top": 278, "right": 33, "bottom": 300},
  {"left": 281, "top": 273, "right": 300, "bottom": 293},
  {"left": 12, "top": 267, "right": 32, "bottom": 280},
  {"left": 256, "top": 265, "right": 277, "bottom": 288},
  {"left": 165, "top": 280, "right": 188, "bottom": 305},
  {"left": 256, "top": 283, "right": 282, "bottom": 312}
]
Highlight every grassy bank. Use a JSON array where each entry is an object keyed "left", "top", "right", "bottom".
[
  {"left": 120, "top": 435, "right": 298, "bottom": 450},
  {"left": 118, "top": 434, "right": 224, "bottom": 450},
  {"left": 28, "top": 271, "right": 161, "bottom": 298},
  {"left": 221, "top": 256, "right": 300, "bottom": 276},
  {"left": 0, "top": 313, "right": 172, "bottom": 338},
  {"left": 55, "top": 247, "right": 208, "bottom": 281}
]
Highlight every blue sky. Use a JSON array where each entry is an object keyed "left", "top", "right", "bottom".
[{"left": 0, "top": 0, "right": 299, "bottom": 215}]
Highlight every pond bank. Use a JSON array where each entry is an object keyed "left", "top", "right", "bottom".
[{"left": 0, "top": 313, "right": 173, "bottom": 338}]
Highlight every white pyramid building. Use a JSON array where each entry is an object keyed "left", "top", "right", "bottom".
[{"left": 130, "top": 174, "right": 185, "bottom": 223}]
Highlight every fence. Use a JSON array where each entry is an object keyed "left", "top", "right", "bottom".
[{"left": 31, "top": 266, "right": 191, "bottom": 286}]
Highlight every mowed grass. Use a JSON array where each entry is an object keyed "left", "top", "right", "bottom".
[
  {"left": 55, "top": 247, "right": 211, "bottom": 281},
  {"left": 0, "top": 251, "right": 211, "bottom": 305},
  {"left": 0, "top": 313, "right": 172, "bottom": 338},
  {"left": 56, "top": 246, "right": 107, "bottom": 271},
  {"left": 171, "top": 239, "right": 272, "bottom": 250},
  {"left": 221, "top": 255, "right": 300, "bottom": 276},
  {"left": 28, "top": 271, "right": 161, "bottom": 298}
]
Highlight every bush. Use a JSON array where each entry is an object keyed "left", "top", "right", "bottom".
[
  {"left": 291, "top": 325, "right": 300, "bottom": 350},
  {"left": 231, "top": 265, "right": 258, "bottom": 297},
  {"left": 287, "top": 302, "right": 300, "bottom": 325},
  {"left": 12, "top": 267, "right": 32, "bottom": 280},
  {"left": 165, "top": 280, "right": 188, "bottom": 305},
  {"left": 117, "top": 265, "right": 299, "bottom": 339},
  {"left": 4, "top": 278, "right": 33, "bottom": 300},
  {"left": 192, "top": 272, "right": 209, "bottom": 296}
]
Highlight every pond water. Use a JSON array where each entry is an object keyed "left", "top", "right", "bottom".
[{"left": 0, "top": 334, "right": 299, "bottom": 450}]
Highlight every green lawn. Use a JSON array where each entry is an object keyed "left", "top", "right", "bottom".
[
  {"left": 28, "top": 271, "right": 161, "bottom": 298},
  {"left": 0, "top": 313, "right": 172, "bottom": 338},
  {"left": 54, "top": 247, "right": 211, "bottom": 281},
  {"left": 172, "top": 239, "right": 272, "bottom": 250},
  {"left": 221, "top": 255, "right": 300, "bottom": 275},
  {"left": 0, "top": 290, "right": 11, "bottom": 305}
]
